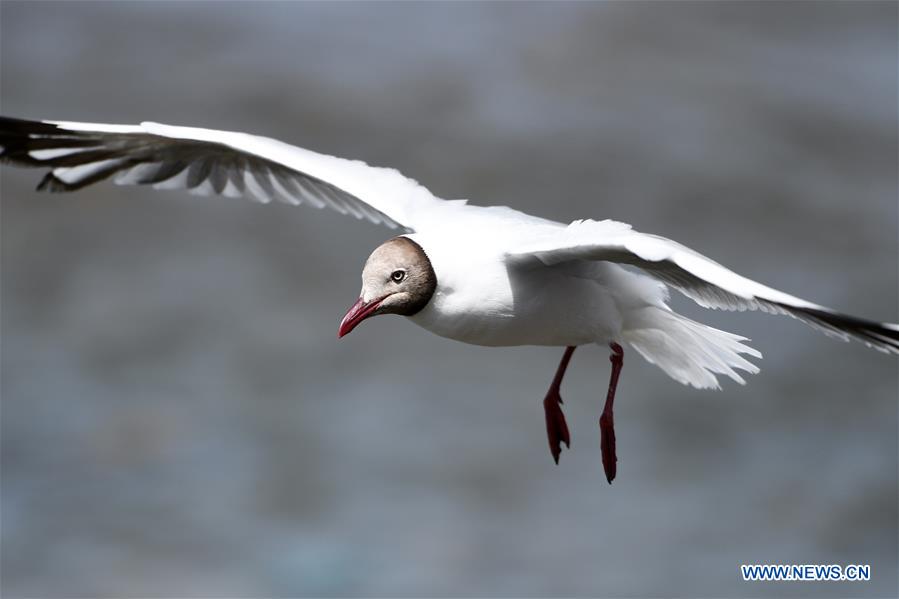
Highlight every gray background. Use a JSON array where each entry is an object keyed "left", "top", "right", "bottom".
[{"left": 1, "top": 1, "right": 896, "bottom": 597}]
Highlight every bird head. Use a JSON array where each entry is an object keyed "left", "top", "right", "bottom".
[{"left": 338, "top": 236, "right": 436, "bottom": 337}]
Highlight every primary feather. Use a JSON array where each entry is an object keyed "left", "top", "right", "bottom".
[{"left": 0, "top": 116, "right": 445, "bottom": 229}]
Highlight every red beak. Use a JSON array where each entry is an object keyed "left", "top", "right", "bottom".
[{"left": 338, "top": 296, "right": 385, "bottom": 338}]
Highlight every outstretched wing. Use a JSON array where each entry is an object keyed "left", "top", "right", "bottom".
[
  {"left": 507, "top": 219, "right": 899, "bottom": 354},
  {"left": 0, "top": 116, "right": 445, "bottom": 230}
]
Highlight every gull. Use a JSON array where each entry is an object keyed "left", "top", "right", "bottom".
[{"left": 2, "top": 116, "right": 897, "bottom": 483}]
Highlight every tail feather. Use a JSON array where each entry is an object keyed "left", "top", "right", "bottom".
[{"left": 622, "top": 307, "right": 761, "bottom": 389}]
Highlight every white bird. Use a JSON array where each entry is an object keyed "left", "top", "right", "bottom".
[{"left": 2, "top": 116, "right": 896, "bottom": 482}]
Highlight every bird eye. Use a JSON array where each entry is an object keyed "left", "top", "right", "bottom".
[{"left": 390, "top": 269, "right": 406, "bottom": 283}]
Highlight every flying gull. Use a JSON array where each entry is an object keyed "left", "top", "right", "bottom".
[{"left": 2, "top": 116, "right": 896, "bottom": 483}]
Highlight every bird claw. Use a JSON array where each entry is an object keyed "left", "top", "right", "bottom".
[{"left": 543, "top": 390, "right": 571, "bottom": 464}]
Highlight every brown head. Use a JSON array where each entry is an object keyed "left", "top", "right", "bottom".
[{"left": 338, "top": 236, "right": 437, "bottom": 338}]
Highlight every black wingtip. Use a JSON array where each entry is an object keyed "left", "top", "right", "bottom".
[
  {"left": 774, "top": 304, "right": 899, "bottom": 355},
  {"left": 0, "top": 115, "right": 60, "bottom": 133},
  {"left": 0, "top": 116, "right": 65, "bottom": 167},
  {"left": 0, "top": 115, "right": 131, "bottom": 192}
]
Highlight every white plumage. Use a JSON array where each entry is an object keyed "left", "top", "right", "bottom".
[
  {"left": 3, "top": 116, "right": 896, "bottom": 375},
  {"left": 2, "top": 115, "right": 896, "bottom": 477}
]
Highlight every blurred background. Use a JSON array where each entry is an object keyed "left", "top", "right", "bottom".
[{"left": 1, "top": 1, "right": 896, "bottom": 597}]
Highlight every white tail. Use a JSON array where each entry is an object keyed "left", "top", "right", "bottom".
[{"left": 622, "top": 307, "right": 761, "bottom": 389}]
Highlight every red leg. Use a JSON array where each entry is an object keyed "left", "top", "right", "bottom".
[
  {"left": 544, "top": 346, "right": 576, "bottom": 464},
  {"left": 599, "top": 342, "right": 624, "bottom": 484}
]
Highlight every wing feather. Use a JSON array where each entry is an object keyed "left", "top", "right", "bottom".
[
  {"left": 0, "top": 116, "right": 444, "bottom": 230},
  {"left": 186, "top": 157, "right": 213, "bottom": 189},
  {"left": 507, "top": 219, "right": 899, "bottom": 354}
]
